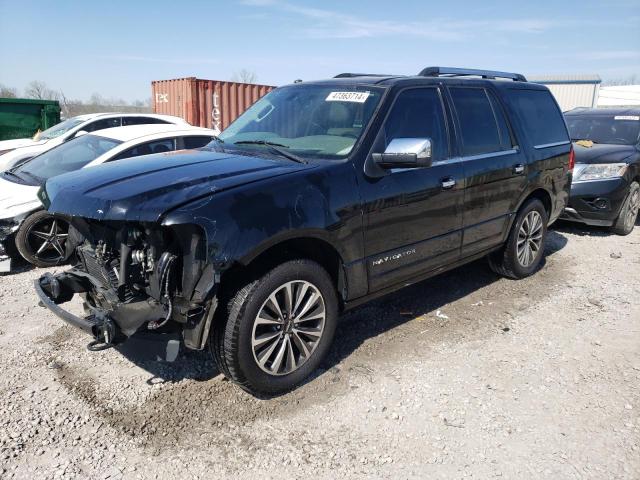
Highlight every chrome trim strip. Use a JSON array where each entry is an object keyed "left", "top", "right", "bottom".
[
  {"left": 534, "top": 140, "right": 570, "bottom": 149},
  {"left": 432, "top": 148, "right": 518, "bottom": 166}
]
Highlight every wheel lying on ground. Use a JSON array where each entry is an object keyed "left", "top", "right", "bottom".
[
  {"left": 14, "top": 210, "right": 71, "bottom": 268},
  {"left": 610, "top": 181, "right": 639, "bottom": 236},
  {"left": 488, "top": 198, "right": 548, "bottom": 279},
  {"left": 211, "top": 259, "right": 338, "bottom": 396}
]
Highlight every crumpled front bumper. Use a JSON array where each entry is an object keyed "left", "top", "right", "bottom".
[
  {"left": 0, "top": 216, "right": 27, "bottom": 273},
  {"left": 35, "top": 272, "right": 123, "bottom": 348}
]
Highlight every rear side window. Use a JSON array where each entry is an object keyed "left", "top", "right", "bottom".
[
  {"left": 183, "top": 136, "right": 214, "bottom": 149},
  {"left": 508, "top": 89, "right": 569, "bottom": 146},
  {"left": 112, "top": 138, "right": 176, "bottom": 161},
  {"left": 383, "top": 88, "right": 449, "bottom": 161},
  {"left": 450, "top": 87, "right": 503, "bottom": 156},
  {"left": 122, "top": 117, "right": 171, "bottom": 126},
  {"left": 84, "top": 118, "right": 121, "bottom": 132}
]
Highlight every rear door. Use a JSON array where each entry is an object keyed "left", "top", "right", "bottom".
[{"left": 447, "top": 86, "right": 527, "bottom": 256}]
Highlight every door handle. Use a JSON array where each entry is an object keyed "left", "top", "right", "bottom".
[
  {"left": 441, "top": 177, "right": 456, "bottom": 189},
  {"left": 513, "top": 164, "right": 525, "bottom": 175}
]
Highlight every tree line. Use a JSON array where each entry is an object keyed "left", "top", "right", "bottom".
[{"left": 0, "top": 80, "right": 151, "bottom": 118}]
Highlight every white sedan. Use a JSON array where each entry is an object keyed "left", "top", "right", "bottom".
[
  {"left": 0, "top": 112, "right": 192, "bottom": 172},
  {"left": 0, "top": 124, "right": 219, "bottom": 271}
]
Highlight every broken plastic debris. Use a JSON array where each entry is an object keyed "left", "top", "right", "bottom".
[{"left": 435, "top": 310, "right": 449, "bottom": 319}]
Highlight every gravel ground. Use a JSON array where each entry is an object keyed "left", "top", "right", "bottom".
[{"left": 1, "top": 221, "right": 639, "bottom": 479}]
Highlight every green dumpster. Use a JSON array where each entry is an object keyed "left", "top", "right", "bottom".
[{"left": 0, "top": 98, "right": 61, "bottom": 141}]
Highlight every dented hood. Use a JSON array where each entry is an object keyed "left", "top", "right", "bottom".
[{"left": 42, "top": 150, "right": 312, "bottom": 222}]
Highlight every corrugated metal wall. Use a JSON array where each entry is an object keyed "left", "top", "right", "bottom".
[
  {"left": 529, "top": 75, "right": 601, "bottom": 112},
  {"left": 151, "top": 77, "right": 275, "bottom": 131},
  {"left": 542, "top": 83, "right": 600, "bottom": 112}
]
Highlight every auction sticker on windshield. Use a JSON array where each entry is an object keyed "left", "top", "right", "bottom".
[
  {"left": 326, "top": 91, "right": 370, "bottom": 103},
  {"left": 614, "top": 115, "right": 640, "bottom": 121}
]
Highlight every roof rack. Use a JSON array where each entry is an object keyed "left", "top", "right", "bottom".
[
  {"left": 334, "top": 73, "right": 395, "bottom": 78},
  {"left": 418, "top": 67, "right": 527, "bottom": 82}
]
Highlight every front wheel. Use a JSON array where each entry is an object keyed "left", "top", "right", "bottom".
[
  {"left": 211, "top": 259, "right": 338, "bottom": 396},
  {"left": 610, "top": 181, "right": 639, "bottom": 236},
  {"left": 488, "top": 198, "right": 548, "bottom": 279},
  {"left": 14, "top": 211, "right": 71, "bottom": 268}
]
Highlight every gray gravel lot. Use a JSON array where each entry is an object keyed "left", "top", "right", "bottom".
[{"left": 1, "top": 221, "right": 639, "bottom": 479}]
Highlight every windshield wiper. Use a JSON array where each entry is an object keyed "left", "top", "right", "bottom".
[
  {"left": 17, "top": 170, "right": 43, "bottom": 184},
  {"left": 233, "top": 140, "right": 308, "bottom": 164},
  {"left": 2, "top": 170, "right": 25, "bottom": 182}
]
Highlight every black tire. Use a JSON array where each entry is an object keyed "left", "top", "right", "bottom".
[
  {"left": 15, "top": 211, "right": 71, "bottom": 268},
  {"left": 211, "top": 259, "right": 338, "bottom": 396},
  {"left": 488, "top": 198, "right": 548, "bottom": 279},
  {"left": 610, "top": 181, "right": 639, "bottom": 236}
]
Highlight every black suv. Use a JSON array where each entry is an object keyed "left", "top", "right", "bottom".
[
  {"left": 36, "top": 67, "right": 572, "bottom": 395},
  {"left": 562, "top": 108, "right": 640, "bottom": 235}
]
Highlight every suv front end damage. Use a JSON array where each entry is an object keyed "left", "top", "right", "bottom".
[{"left": 35, "top": 219, "right": 218, "bottom": 351}]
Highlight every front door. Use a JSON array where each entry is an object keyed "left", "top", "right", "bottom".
[{"left": 360, "top": 87, "right": 464, "bottom": 292}]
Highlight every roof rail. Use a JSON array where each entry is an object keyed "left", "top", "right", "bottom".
[
  {"left": 334, "top": 73, "right": 395, "bottom": 78},
  {"left": 418, "top": 67, "right": 527, "bottom": 82}
]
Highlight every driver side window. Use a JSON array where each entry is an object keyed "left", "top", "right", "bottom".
[
  {"left": 83, "top": 118, "right": 121, "bottom": 133},
  {"left": 381, "top": 88, "right": 449, "bottom": 161}
]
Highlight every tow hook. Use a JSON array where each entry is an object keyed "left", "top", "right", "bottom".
[{"left": 87, "top": 316, "right": 118, "bottom": 352}]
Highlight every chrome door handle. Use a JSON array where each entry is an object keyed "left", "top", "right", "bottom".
[
  {"left": 441, "top": 177, "right": 456, "bottom": 189},
  {"left": 513, "top": 164, "right": 525, "bottom": 174}
]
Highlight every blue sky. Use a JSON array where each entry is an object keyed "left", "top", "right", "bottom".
[{"left": 1, "top": 0, "right": 639, "bottom": 102}]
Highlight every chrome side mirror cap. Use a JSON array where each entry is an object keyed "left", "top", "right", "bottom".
[{"left": 372, "top": 138, "right": 432, "bottom": 169}]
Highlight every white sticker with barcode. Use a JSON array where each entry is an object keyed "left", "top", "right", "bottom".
[
  {"left": 326, "top": 91, "right": 370, "bottom": 103},
  {"left": 614, "top": 115, "right": 640, "bottom": 121}
]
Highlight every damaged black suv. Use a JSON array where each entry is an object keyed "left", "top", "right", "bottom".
[{"left": 36, "top": 67, "right": 573, "bottom": 395}]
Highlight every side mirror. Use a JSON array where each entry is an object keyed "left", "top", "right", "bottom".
[
  {"left": 74, "top": 130, "right": 89, "bottom": 139},
  {"left": 372, "top": 138, "right": 432, "bottom": 169}
]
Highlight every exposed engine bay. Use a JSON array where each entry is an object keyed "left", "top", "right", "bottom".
[{"left": 36, "top": 219, "right": 217, "bottom": 351}]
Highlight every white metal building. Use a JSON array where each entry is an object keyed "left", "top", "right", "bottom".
[
  {"left": 528, "top": 74, "right": 601, "bottom": 112},
  {"left": 597, "top": 85, "right": 640, "bottom": 107}
]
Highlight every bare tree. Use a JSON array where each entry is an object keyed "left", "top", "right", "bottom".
[
  {"left": 231, "top": 69, "right": 258, "bottom": 84},
  {"left": 24, "top": 80, "right": 60, "bottom": 100},
  {"left": 0, "top": 84, "right": 18, "bottom": 98},
  {"left": 602, "top": 74, "right": 638, "bottom": 86}
]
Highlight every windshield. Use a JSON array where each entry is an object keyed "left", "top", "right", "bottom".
[
  {"left": 36, "top": 117, "right": 86, "bottom": 140},
  {"left": 15, "top": 134, "right": 121, "bottom": 182},
  {"left": 566, "top": 115, "right": 640, "bottom": 145},
  {"left": 219, "top": 84, "right": 384, "bottom": 159}
]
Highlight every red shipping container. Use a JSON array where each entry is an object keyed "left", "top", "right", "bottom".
[{"left": 151, "top": 77, "right": 275, "bottom": 131}]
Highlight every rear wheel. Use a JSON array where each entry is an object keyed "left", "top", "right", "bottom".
[
  {"left": 488, "top": 198, "right": 548, "bottom": 279},
  {"left": 610, "top": 181, "right": 639, "bottom": 236},
  {"left": 15, "top": 211, "right": 71, "bottom": 268},
  {"left": 211, "top": 259, "right": 338, "bottom": 395}
]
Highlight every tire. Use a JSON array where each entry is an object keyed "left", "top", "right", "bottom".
[
  {"left": 488, "top": 198, "right": 548, "bottom": 279},
  {"left": 610, "top": 181, "right": 639, "bottom": 236},
  {"left": 15, "top": 211, "right": 71, "bottom": 268},
  {"left": 211, "top": 259, "right": 338, "bottom": 396}
]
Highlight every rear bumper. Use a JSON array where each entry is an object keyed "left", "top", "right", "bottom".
[{"left": 560, "top": 177, "right": 629, "bottom": 226}]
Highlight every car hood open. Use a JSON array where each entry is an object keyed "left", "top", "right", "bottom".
[
  {"left": 43, "top": 150, "right": 313, "bottom": 222},
  {"left": 573, "top": 142, "right": 638, "bottom": 164}
]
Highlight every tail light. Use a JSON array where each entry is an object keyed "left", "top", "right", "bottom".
[{"left": 568, "top": 145, "right": 575, "bottom": 171}]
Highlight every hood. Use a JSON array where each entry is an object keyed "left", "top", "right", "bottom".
[
  {"left": 0, "top": 177, "right": 41, "bottom": 220},
  {"left": 44, "top": 150, "right": 314, "bottom": 222},
  {"left": 0, "top": 142, "right": 51, "bottom": 171},
  {"left": 573, "top": 142, "right": 638, "bottom": 164},
  {"left": 0, "top": 138, "right": 45, "bottom": 151}
]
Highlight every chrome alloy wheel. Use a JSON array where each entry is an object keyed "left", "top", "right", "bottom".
[
  {"left": 625, "top": 188, "right": 639, "bottom": 231},
  {"left": 27, "top": 217, "right": 69, "bottom": 262},
  {"left": 251, "top": 280, "right": 326, "bottom": 376},
  {"left": 516, "top": 210, "right": 543, "bottom": 268}
]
